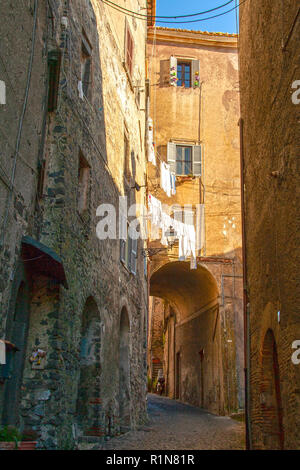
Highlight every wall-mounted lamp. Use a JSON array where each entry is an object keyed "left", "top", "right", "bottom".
[
  {"left": 143, "top": 226, "right": 178, "bottom": 258},
  {"left": 131, "top": 182, "right": 147, "bottom": 191}
]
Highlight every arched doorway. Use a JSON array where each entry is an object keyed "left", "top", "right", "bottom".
[
  {"left": 76, "top": 297, "right": 102, "bottom": 437},
  {"left": 119, "top": 307, "right": 131, "bottom": 428},
  {"left": 3, "top": 281, "right": 30, "bottom": 425},
  {"left": 260, "top": 329, "right": 284, "bottom": 449}
]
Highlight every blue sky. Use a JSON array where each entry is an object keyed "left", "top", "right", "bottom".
[{"left": 155, "top": 0, "right": 239, "bottom": 34}]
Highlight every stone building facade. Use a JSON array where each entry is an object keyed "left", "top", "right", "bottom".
[
  {"left": 146, "top": 27, "right": 244, "bottom": 415},
  {"left": 239, "top": 0, "right": 300, "bottom": 449},
  {"left": 0, "top": 0, "right": 150, "bottom": 449}
]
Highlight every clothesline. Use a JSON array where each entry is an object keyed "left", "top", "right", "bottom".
[{"left": 148, "top": 194, "right": 197, "bottom": 269}]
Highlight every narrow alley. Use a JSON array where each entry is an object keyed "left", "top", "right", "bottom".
[
  {"left": 101, "top": 394, "right": 245, "bottom": 450},
  {"left": 0, "top": 0, "right": 299, "bottom": 453}
]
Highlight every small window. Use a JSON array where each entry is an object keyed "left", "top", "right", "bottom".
[
  {"left": 125, "top": 24, "right": 134, "bottom": 77},
  {"left": 170, "top": 56, "right": 200, "bottom": 88},
  {"left": 177, "top": 62, "right": 191, "bottom": 88},
  {"left": 47, "top": 50, "right": 61, "bottom": 112},
  {"left": 78, "top": 152, "right": 90, "bottom": 213},
  {"left": 81, "top": 31, "right": 92, "bottom": 98},
  {"left": 176, "top": 145, "right": 192, "bottom": 175},
  {"left": 120, "top": 220, "right": 138, "bottom": 275},
  {"left": 167, "top": 142, "right": 202, "bottom": 176}
]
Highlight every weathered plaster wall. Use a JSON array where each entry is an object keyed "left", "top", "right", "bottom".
[
  {"left": 239, "top": 0, "right": 300, "bottom": 449},
  {"left": 147, "top": 28, "right": 244, "bottom": 415},
  {"left": 147, "top": 28, "right": 242, "bottom": 258}
]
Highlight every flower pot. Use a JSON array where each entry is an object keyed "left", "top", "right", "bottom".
[
  {"left": 0, "top": 441, "right": 17, "bottom": 450},
  {"left": 18, "top": 441, "right": 37, "bottom": 450}
]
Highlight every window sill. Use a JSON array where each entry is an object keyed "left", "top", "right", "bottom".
[{"left": 176, "top": 175, "right": 200, "bottom": 181}]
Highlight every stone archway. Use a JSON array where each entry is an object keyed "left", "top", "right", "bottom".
[
  {"left": 149, "top": 261, "right": 225, "bottom": 413},
  {"left": 119, "top": 307, "right": 131, "bottom": 429},
  {"left": 76, "top": 297, "right": 102, "bottom": 437},
  {"left": 260, "top": 329, "right": 284, "bottom": 449}
]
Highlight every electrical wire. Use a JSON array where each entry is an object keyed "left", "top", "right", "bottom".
[
  {"left": 102, "top": 0, "right": 246, "bottom": 25},
  {"left": 0, "top": 0, "right": 38, "bottom": 248},
  {"left": 102, "top": 0, "right": 235, "bottom": 19}
]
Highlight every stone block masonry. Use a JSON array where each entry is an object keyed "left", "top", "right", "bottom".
[{"left": 0, "top": 0, "right": 149, "bottom": 449}]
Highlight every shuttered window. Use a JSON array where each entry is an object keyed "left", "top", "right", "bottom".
[
  {"left": 177, "top": 62, "right": 191, "bottom": 88},
  {"left": 126, "top": 25, "right": 134, "bottom": 76},
  {"left": 167, "top": 143, "right": 202, "bottom": 176},
  {"left": 169, "top": 56, "right": 200, "bottom": 88},
  {"left": 130, "top": 237, "right": 138, "bottom": 275},
  {"left": 120, "top": 215, "right": 127, "bottom": 263},
  {"left": 176, "top": 146, "right": 192, "bottom": 175},
  {"left": 120, "top": 219, "right": 138, "bottom": 275}
]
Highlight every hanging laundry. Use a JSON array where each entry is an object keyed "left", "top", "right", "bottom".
[
  {"left": 160, "top": 161, "right": 172, "bottom": 197},
  {"left": 0, "top": 340, "right": 6, "bottom": 365},
  {"left": 147, "top": 118, "right": 156, "bottom": 166},
  {"left": 148, "top": 194, "right": 162, "bottom": 240}
]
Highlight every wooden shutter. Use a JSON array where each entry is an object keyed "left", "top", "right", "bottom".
[
  {"left": 167, "top": 142, "right": 176, "bottom": 174},
  {"left": 130, "top": 237, "right": 138, "bottom": 275},
  {"left": 170, "top": 56, "right": 177, "bottom": 87},
  {"left": 126, "top": 28, "right": 134, "bottom": 75},
  {"left": 184, "top": 210, "right": 194, "bottom": 226},
  {"left": 192, "top": 59, "right": 200, "bottom": 88},
  {"left": 120, "top": 214, "right": 127, "bottom": 263},
  {"left": 82, "top": 57, "right": 91, "bottom": 96},
  {"left": 193, "top": 145, "right": 202, "bottom": 176}
]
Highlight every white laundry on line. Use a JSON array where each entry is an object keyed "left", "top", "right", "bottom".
[{"left": 160, "top": 161, "right": 171, "bottom": 197}]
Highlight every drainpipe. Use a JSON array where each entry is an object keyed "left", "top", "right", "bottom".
[{"left": 239, "top": 117, "right": 252, "bottom": 449}]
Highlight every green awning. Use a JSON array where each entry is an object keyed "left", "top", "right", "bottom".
[{"left": 21, "top": 236, "right": 68, "bottom": 289}]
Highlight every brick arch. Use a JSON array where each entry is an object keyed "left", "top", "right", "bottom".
[{"left": 260, "top": 328, "right": 284, "bottom": 449}]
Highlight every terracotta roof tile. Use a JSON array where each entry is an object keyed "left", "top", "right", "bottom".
[{"left": 150, "top": 26, "right": 238, "bottom": 38}]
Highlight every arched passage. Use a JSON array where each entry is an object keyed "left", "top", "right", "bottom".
[
  {"left": 76, "top": 297, "right": 102, "bottom": 437},
  {"left": 119, "top": 307, "right": 131, "bottom": 428},
  {"left": 260, "top": 329, "right": 284, "bottom": 449},
  {"left": 150, "top": 261, "right": 219, "bottom": 322},
  {"left": 149, "top": 261, "right": 225, "bottom": 413}
]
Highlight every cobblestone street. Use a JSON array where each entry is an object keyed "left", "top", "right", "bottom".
[{"left": 102, "top": 394, "right": 245, "bottom": 450}]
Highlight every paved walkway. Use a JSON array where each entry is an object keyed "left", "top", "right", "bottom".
[{"left": 102, "top": 394, "right": 245, "bottom": 450}]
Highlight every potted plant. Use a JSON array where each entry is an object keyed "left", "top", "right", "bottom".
[
  {"left": 0, "top": 426, "right": 37, "bottom": 450},
  {"left": 18, "top": 429, "right": 38, "bottom": 450},
  {"left": 0, "top": 426, "right": 21, "bottom": 450}
]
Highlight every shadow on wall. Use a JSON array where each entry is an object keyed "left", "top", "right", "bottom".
[
  {"left": 76, "top": 297, "right": 102, "bottom": 438},
  {"left": 119, "top": 307, "right": 131, "bottom": 429}
]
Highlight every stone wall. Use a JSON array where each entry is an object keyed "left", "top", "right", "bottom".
[
  {"left": 0, "top": 0, "right": 149, "bottom": 449},
  {"left": 239, "top": 0, "right": 300, "bottom": 449}
]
